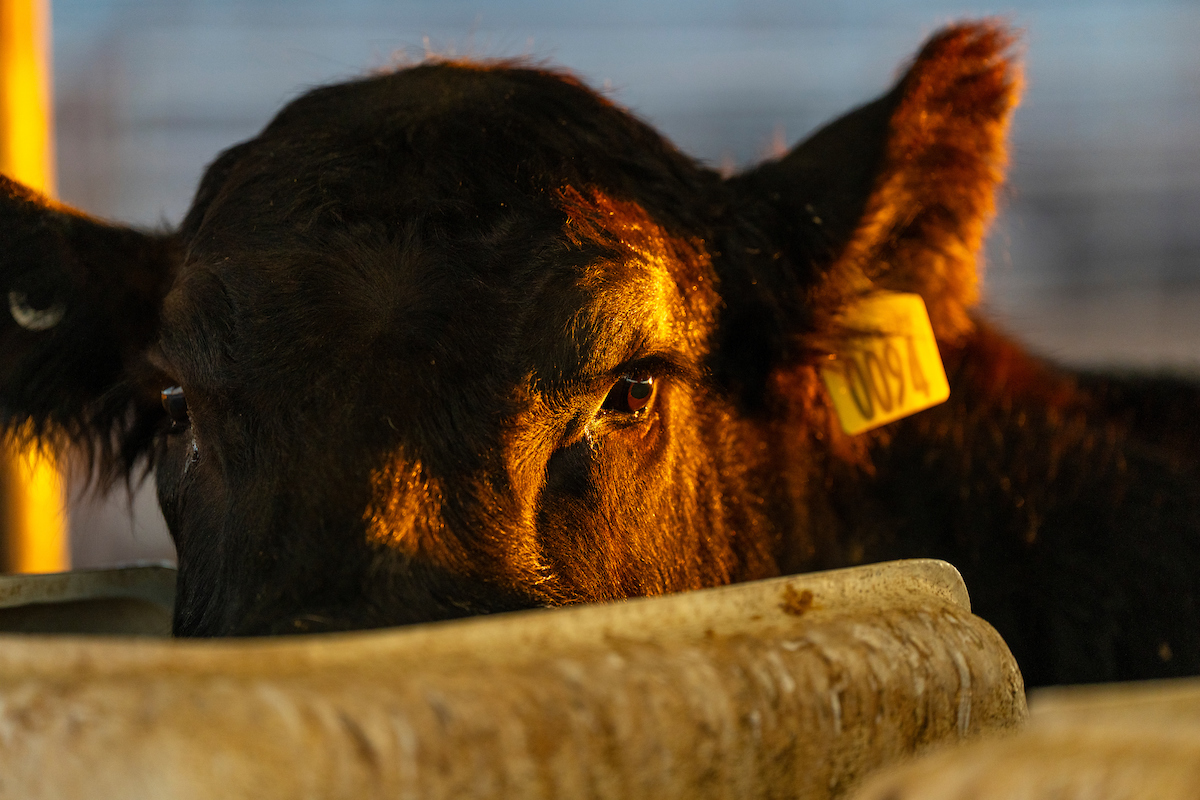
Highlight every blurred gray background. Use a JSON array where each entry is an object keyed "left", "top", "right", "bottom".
[{"left": 52, "top": 0, "right": 1200, "bottom": 568}]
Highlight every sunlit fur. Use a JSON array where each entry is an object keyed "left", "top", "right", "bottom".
[{"left": 2, "top": 22, "right": 1199, "bottom": 687}]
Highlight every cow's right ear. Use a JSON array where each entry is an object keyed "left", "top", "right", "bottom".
[
  {"left": 0, "top": 175, "right": 178, "bottom": 481},
  {"left": 716, "top": 22, "right": 1018, "bottom": 411}
]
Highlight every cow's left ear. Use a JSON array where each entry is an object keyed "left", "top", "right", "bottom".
[
  {"left": 0, "top": 175, "right": 178, "bottom": 480},
  {"left": 729, "top": 21, "right": 1019, "bottom": 357}
]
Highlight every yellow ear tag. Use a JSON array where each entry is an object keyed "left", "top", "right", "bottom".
[{"left": 819, "top": 292, "right": 950, "bottom": 435}]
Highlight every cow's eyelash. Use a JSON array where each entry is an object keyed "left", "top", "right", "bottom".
[
  {"left": 563, "top": 353, "right": 691, "bottom": 414},
  {"left": 146, "top": 347, "right": 193, "bottom": 401},
  {"left": 607, "top": 351, "right": 694, "bottom": 387},
  {"left": 540, "top": 352, "right": 694, "bottom": 412}
]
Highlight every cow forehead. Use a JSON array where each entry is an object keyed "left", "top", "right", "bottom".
[
  {"left": 524, "top": 193, "right": 717, "bottom": 389},
  {"left": 160, "top": 193, "right": 709, "bottom": 421},
  {"left": 158, "top": 61, "right": 719, "bottom": 438}
]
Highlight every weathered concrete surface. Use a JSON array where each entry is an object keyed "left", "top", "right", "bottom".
[
  {"left": 849, "top": 677, "right": 1200, "bottom": 800},
  {"left": 0, "top": 559, "right": 1025, "bottom": 800}
]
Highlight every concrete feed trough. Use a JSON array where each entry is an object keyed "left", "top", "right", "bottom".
[
  {"left": 850, "top": 677, "right": 1200, "bottom": 800},
  {"left": 0, "top": 559, "right": 1025, "bottom": 799}
]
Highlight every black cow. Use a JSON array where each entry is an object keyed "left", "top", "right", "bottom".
[{"left": 2, "top": 22, "right": 1198, "bottom": 687}]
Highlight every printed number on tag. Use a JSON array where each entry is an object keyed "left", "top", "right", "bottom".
[{"left": 819, "top": 293, "right": 950, "bottom": 435}]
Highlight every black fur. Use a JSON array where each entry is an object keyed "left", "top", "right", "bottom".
[{"left": 1, "top": 23, "right": 1197, "bottom": 686}]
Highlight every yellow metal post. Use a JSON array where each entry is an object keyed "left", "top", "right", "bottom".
[{"left": 0, "top": 0, "right": 68, "bottom": 573}]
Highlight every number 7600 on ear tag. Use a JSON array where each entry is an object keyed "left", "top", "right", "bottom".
[{"left": 820, "top": 292, "right": 950, "bottom": 435}]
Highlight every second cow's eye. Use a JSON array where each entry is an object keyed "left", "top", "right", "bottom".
[
  {"left": 601, "top": 374, "right": 655, "bottom": 415},
  {"left": 161, "top": 386, "right": 190, "bottom": 429}
]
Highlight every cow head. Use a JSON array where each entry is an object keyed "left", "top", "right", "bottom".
[{"left": 0, "top": 23, "right": 1017, "bottom": 635}]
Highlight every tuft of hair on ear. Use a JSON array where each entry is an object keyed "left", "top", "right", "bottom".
[
  {"left": 816, "top": 20, "right": 1022, "bottom": 346},
  {"left": 1, "top": 323, "right": 168, "bottom": 497}
]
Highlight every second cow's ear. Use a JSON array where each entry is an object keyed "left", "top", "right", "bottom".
[
  {"left": 728, "top": 21, "right": 1019, "bottom": 361},
  {"left": 0, "top": 175, "right": 178, "bottom": 481}
]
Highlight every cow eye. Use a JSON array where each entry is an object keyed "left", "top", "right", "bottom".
[
  {"left": 8, "top": 289, "right": 65, "bottom": 331},
  {"left": 161, "top": 386, "right": 189, "bottom": 429},
  {"left": 601, "top": 374, "right": 655, "bottom": 415}
]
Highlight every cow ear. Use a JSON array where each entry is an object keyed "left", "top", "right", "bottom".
[
  {"left": 0, "top": 175, "right": 178, "bottom": 482},
  {"left": 731, "top": 22, "right": 1019, "bottom": 355}
]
